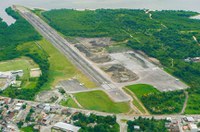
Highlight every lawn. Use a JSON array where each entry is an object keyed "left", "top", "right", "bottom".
[
  {"left": 74, "top": 90, "right": 130, "bottom": 113},
  {"left": 60, "top": 98, "right": 80, "bottom": 108},
  {"left": 126, "top": 84, "right": 160, "bottom": 99}
]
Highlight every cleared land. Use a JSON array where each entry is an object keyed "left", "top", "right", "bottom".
[
  {"left": 73, "top": 90, "right": 130, "bottom": 113},
  {"left": 109, "top": 52, "right": 188, "bottom": 91}
]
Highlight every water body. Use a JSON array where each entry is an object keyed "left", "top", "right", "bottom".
[
  {"left": 192, "top": 15, "right": 200, "bottom": 20},
  {"left": 0, "top": 0, "right": 200, "bottom": 25}
]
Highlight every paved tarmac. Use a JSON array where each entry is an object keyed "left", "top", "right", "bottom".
[{"left": 110, "top": 51, "right": 188, "bottom": 91}]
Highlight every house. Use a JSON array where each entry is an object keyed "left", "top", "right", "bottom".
[
  {"left": 134, "top": 125, "right": 140, "bottom": 130},
  {"left": 184, "top": 117, "right": 195, "bottom": 122},
  {"left": 188, "top": 123, "right": 198, "bottom": 132},
  {"left": 14, "top": 103, "right": 23, "bottom": 111},
  {"left": 52, "top": 122, "right": 80, "bottom": 132},
  {"left": 44, "top": 104, "right": 51, "bottom": 113},
  {"left": 30, "top": 68, "right": 42, "bottom": 78}
]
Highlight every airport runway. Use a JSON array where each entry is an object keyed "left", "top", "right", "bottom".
[{"left": 14, "top": 6, "right": 130, "bottom": 102}]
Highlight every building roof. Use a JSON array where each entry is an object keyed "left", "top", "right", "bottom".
[
  {"left": 53, "top": 122, "right": 81, "bottom": 132},
  {"left": 16, "top": 103, "right": 23, "bottom": 107},
  {"left": 189, "top": 123, "right": 198, "bottom": 129},
  {"left": 185, "top": 117, "right": 195, "bottom": 122},
  {"left": 134, "top": 125, "right": 140, "bottom": 130},
  {"left": 14, "top": 106, "right": 21, "bottom": 111}
]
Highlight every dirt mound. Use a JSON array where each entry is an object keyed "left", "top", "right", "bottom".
[
  {"left": 102, "top": 64, "right": 139, "bottom": 83},
  {"left": 90, "top": 54, "right": 111, "bottom": 63}
]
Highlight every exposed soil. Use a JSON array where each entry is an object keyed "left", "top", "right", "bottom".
[
  {"left": 35, "top": 91, "right": 58, "bottom": 103},
  {"left": 75, "top": 38, "right": 112, "bottom": 63},
  {"left": 101, "top": 64, "right": 139, "bottom": 83}
]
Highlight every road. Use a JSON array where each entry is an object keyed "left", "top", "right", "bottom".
[
  {"left": 7, "top": 96, "right": 200, "bottom": 132},
  {"left": 13, "top": 5, "right": 130, "bottom": 102},
  {"left": 180, "top": 91, "right": 188, "bottom": 114}
]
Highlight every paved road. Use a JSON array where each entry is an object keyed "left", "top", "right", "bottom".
[{"left": 14, "top": 5, "right": 130, "bottom": 102}]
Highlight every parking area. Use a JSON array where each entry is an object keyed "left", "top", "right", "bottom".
[{"left": 57, "top": 79, "right": 88, "bottom": 93}]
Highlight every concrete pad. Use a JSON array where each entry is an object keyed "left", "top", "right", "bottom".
[
  {"left": 110, "top": 51, "right": 188, "bottom": 91},
  {"left": 58, "top": 79, "right": 87, "bottom": 93},
  {"left": 106, "top": 88, "right": 130, "bottom": 102}
]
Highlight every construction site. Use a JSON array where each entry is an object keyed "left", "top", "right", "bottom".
[{"left": 73, "top": 37, "right": 188, "bottom": 91}]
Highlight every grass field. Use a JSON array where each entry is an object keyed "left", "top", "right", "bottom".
[
  {"left": 37, "top": 39, "right": 96, "bottom": 88},
  {"left": 74, "top": 90, "right": 130, "bottom": 113},
  {"left": 0, "top": 57, "right": 39, "bottom": 79},
  {"left": 185, "top": 93, "right": 200, "bottom": 114},
  {"left": 125, "top": 84, "right": 159, "bottom": 114},
  {"left": 0, "top": 57, "right": 39, "bottom": 89},
  {"left": 17, "top": 39, "right": 96, "bottom": 90},
  {"left": 126, "top": 84, "right": 160, "bottom": 99},
  {"left": 124, "top": 88, "right": 146, "bottom": 114},
  {"left": 20, "top": 126, "right": 37, "bottom": 132},
  {"left": 60, "top": 98, "right": 80, "bottom": 108}
]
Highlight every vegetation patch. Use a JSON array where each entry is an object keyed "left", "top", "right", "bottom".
[
  {"left": 20, "top": 126, "right": 38, "bottom": 132},
  {"left": 126, "top": 84, "right": 185, "bottom": 114},
  {"left": 74, "top": 90, "right": 130, "bottom": 113},
  {"left": 126, "top": 84, "right": 159, "bottom": 99},
  {"left": 72, "top": 113, "right": 119, "bottom": 132},
  {"left": 127, "top": 117, "right": 168, "bottom": 132},
  {"left": 60, "top": 97, "right": 80, "bottom": 108},
  {"left": 185, "top": 92, "right": 200, "bottom": 114},
  {"left": 123, "top": 87, "right": 146, "bottom": 114},
  {"left": 141, "top": 91, "right": 185, "bottom": 114}
]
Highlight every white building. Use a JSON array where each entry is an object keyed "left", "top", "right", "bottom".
[
  {"left": 14, "top": 103, "right": 23, "bottom": 111},
  {"left": 0, "top": 70, "right": 24, "bottom": 90},
  {"left": 189, "top": 123, "right": 198, "bottom": 132},
  {"left": 44, "top": 104, "right": 51, "bottom": 113},
  {"left": 52, "top": 122, "right": 81, "bottom": 132}
]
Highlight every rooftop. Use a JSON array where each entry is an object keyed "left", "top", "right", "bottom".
[{"left": 53, "top": 122, "right": 81, "bottom": 132}]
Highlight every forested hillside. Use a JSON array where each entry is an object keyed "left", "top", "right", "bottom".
[{"left": 42, "top": 9, "right": 200, "bottom": 113}]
